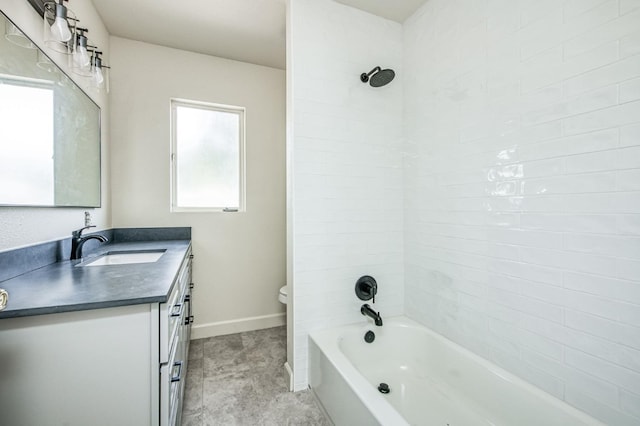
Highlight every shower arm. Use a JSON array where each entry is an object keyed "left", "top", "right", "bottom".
[{"left": 360, "top": 66, "right": 382, "bottom": 83}]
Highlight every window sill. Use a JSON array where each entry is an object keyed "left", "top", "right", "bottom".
[{"left": 170, "top": 207, "right": 244, "bottom": 213}]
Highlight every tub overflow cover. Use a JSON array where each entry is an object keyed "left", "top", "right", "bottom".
[{"left": 378, "top": 383, "right": 390, "bottom": 394}]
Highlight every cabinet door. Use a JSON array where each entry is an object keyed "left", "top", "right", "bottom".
[{"left": 0, "top": 305, "right": 154, "bottom": 426}]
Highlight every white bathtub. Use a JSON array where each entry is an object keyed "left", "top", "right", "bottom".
[{"left": 309, "top": 316, "right": 602, "bottom": 426}]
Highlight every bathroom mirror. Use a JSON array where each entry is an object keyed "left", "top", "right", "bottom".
[{"left": 0, "top": 11, "right": 100, "bottom": 207}]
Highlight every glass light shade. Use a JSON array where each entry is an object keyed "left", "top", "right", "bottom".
[
  {"left": 50, "top": 16, "right": 71, "bottom": 42},
  {"left": 101, "top": 69, "right": 110, "bottom": 93},
  {"left": 94, "top": 66, "right": 104, "bottom": 85},
  {"left": 73, "top": 44, "right": 89, "bottom": 67},
  {"left": 4, "top": 19, "right": 36, "bottom": 49},
  {"left": 89, "top": 54, "right": 109, "bottom": 92},
  {"left": 91, "top": 55, "right": 104, "bottom": 85},
  {"left": 43, "top": 2, "right": 74, "bottom": 54},
  {"left": 70, "top": 31, "right": 92, "bottom": 76}
]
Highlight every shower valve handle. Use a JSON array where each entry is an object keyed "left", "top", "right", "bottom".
[{"left": 355, "top": 275, "right": 378, "bottom": 303}]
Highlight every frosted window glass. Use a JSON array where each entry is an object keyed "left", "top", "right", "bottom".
[
  {"left": 0, "top": 83, "right": 54, "bottom": 205},
  {"left": 172, "top": 102, "right": 244, "bottom": 210}
]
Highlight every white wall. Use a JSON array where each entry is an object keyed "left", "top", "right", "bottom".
[
  {"left": 0, "top": 0, "right": 111, "bottom": 250},
  {"left": 404, "top": 1, "right": 640, "bottom": 424},
  {"left": 288, "top": 0, "right": 404, "bottom": 391},
  {"left": 109, "top": 37, "right": 286, "bottom": 338}
]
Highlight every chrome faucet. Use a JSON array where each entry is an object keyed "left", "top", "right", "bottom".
[
  {"left": 361, "top": 303, "right": 383, "bottom": 326},
  {"left": 70, "top": 226, "right": 108, "bottom": 260}
]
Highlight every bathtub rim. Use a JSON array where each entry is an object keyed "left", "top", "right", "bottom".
[{"left": 309, "top": 315, "right": 603, "bottom": 426}]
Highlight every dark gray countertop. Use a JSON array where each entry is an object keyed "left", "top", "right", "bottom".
[{"left": 0, "top": 239, "right": 191, "bottom": 319}]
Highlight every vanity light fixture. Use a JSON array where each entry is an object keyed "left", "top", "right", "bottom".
[
  {"left": 28, "top": 0, "right": 113, "bottom": 89},
  {"left": 43, "top": 0, "right": 75, "bottom": 53}
]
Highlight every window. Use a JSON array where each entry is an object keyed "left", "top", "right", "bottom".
[
  {"left": 0, "top": 78, "right": 54, "bottom": 205},
  {"left": 170, "top": 99, "right": 245, "bottom": 212}
]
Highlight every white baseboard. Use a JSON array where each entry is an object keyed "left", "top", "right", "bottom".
[
  {"left": 190, "top": 312, "right": 286, "bottom": 339},
  {"left": 284, "top": 361, "right": 294, "bottom": 391}
]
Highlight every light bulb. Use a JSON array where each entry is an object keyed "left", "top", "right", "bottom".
[
  {"left": 50, "top": 16, "right": 71, "bottom": 42},
  {"left": 73, "top": 45, "right": 90, "bottom": 67},
  {"left": 94, "top": 67, "right": 104, "bottom": 86},
  {"left": 72, "top": 32, "right": 91, "bottom": 69}
]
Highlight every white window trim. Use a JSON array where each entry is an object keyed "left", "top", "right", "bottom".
[{"left": 170, "top": 98, "right": 246, "bottom": 213}]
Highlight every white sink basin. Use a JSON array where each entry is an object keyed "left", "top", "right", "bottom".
[{"left": 80, "top": 250, "right": 166, "bottom": 267}]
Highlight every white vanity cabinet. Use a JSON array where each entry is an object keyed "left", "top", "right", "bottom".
[{"left": 0, "top": 250, "right": 193, "bottom": 426}]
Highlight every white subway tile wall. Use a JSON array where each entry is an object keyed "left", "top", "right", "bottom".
[
  {"left": 289, "top": 0, "right": 404, "bottom": 391},
  {"left": 404, "top": 0, "right": 640, "bottom": 424}
]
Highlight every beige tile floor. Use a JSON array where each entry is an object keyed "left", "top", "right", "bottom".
[{"left": 181, "top": 326, "right": 331, "bottom": 426}]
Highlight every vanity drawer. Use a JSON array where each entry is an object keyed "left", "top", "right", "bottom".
[
  {"left": 161, "top": 332, "right": 179, "bottom": 426},
  {"left": 169, "top": 318, "right": 187, "bottom": 426},
  {"left": 164, "top": 291, "right": 188, "bottom": 426},
  {"left": 160, "top": 251, "right": 191, "bottom": 363}
]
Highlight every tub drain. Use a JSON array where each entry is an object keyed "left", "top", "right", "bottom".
[
  {"left": 378, "top": 383, "right": 390, "bottom": 394},
  {"left": 364, "top": 330, "right": 375, "bottom": 343}
]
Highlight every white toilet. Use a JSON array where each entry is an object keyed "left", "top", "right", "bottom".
[{"left": 278, "top": 285, "right": 288, "bottom": 304}]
